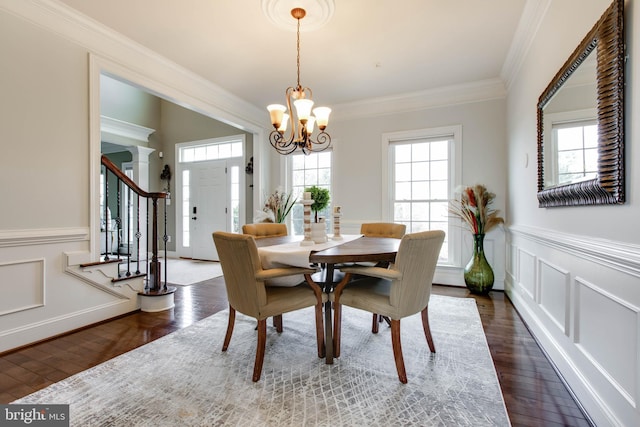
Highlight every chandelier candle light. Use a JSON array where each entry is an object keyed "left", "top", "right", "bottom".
[{"left": 267, "top": 8, "right": 332, "bottom": 155}]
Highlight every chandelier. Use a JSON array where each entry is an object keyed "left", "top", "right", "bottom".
[{"left": 267, "top": 8, "right": 331, "bottom": 155}]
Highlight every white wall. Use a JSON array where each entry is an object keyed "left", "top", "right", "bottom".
[
  {"left": 506, "top": 0, "right": 640, "bottom": 425},
  {"left": 0, "top": 1, "right": 266, "bottom": 352},
  {"left": 268, "top": 97, "right": 508, "bottom": 288}
]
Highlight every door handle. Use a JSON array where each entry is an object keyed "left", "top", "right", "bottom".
[{"left": 192, "top": 216, "right": 197, "bottom": 220}]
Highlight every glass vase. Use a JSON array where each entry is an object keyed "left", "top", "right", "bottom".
[{"left": 464, "top": 233, "right": 494, "bottom": 295}]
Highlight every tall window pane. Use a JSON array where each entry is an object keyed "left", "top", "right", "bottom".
[
  {"left": 291, "top": 151, "right": 332, "bottom": 236},
  {"left": 391, "top": 138, "right": 451, "bottom": 262}
]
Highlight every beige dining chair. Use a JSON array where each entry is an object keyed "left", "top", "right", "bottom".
[
  {"left": 360, "top": 222, "right": 406, "bottom": 239},
  {"left": 242, "top": 223, "right": 288, "bottom": 239},
  {"left": 359, "top": 222, "right": 406, "bottom": 332},
  {"left": 333, "top": 230, "right": 445, "bottom": 383},
  {"left": 212, "top": 231, "right": 326, "bottom": 382}
]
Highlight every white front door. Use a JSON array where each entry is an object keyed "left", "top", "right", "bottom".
[{"left": 181, "top": 161, "right": 228, "bottom": 261}]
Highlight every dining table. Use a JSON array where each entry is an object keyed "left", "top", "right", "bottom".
[{"left": 256, "top": 234, "right": 401, "bottom": 364}]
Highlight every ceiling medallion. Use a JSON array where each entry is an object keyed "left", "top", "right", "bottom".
[{"left": 261, "top": 0, "right": 335, "bottom": 32}]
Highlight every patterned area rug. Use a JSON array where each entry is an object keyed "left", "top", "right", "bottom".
[{"left": 14, "top": 295, "right": 510, "bottom": 426}]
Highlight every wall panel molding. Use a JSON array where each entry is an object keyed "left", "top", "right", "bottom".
[
  {"left": 517, "top": 248, "right": 537, "bottom": 300},
  {"left": 508, "top": 224, "right": 640, "bottom": 426},
  {"left": 574, "top": 277, "right": 639, "bottom": 408},
  {"left": 538, "top": 258, "right": 570, "bottom": 335},
  {"left": 0, "top": 227, "right": 88, "bottom": 248},
  {"left": 510, "top": 225, "right": 640, "bottom": 278},
  {"left": 0, "top": 258, "right": 45, "bottom": 315}
]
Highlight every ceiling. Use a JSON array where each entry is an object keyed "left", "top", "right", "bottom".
[{"left": 58, "top": 0, "right": 530, "bottom": 111}]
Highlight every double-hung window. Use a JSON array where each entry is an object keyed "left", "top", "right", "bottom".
[{"left": 382, "top": 126, "right": 461, "bottom": 265}]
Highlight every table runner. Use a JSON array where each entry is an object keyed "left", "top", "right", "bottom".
[{"left": 258, "top": 234, "right": 361, "bottom": 269}]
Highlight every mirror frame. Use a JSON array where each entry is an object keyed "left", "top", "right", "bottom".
[{"left": 537, "top": 0, "right": 624, "bottom": 207}]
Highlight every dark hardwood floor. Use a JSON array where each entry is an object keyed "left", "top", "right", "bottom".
[{"left": 0, "top": 279, "right": 592, "bottom": 426}]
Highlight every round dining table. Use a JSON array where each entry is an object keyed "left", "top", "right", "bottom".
[{"left": 256, "top": 235, "right": 401, "bottom": 364}]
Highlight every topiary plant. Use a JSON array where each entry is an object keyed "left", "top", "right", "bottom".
[{"left": 305, "top": 185, "right": 330, "bottom": 223}]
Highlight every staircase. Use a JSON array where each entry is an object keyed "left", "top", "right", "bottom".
[{"left": 78, "top": 155, "right": 175, "bottom": 311}]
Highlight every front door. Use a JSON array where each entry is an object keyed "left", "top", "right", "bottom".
[{"left": 182, "top": 161, "right": 227, "bottom": 261}]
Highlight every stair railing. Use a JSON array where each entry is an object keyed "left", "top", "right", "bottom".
[{"left": 100, "top": 154, "right": 170, "bottom": 294}]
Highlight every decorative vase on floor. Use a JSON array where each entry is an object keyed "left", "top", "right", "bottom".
[{"left": 464, "top": 233, "right": 494, "bottom": 294}]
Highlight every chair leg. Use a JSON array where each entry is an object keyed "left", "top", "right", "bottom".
[
  {"left": 222, "top": 306, "right": 236, "bottom": 351},
  {"left": 372, "top": 313, "right": 379, "bottom": 334},
  {"left": 253, "top": 318, "right": 267, "bottom": 382},
  {"left": 273, "top": 314, "right": 283, "bottom": 333},
  {"left": 333, "top": 302, "right": 343, "bottom": 358},
  {"left": 391, "top": 319, "right": 407, "bottom": 384},
  {"left": 421, "top": 306, "right": 436, "bottom": 353},
  {"left": 314, "top": 303, "right": 325, "bottom": 358}
]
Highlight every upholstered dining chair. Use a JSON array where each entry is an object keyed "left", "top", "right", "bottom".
[
  {"left": 242, "top": 223, "right": 288, "bottom": 239},
  {"left": 360, "top": 222, "right": 406, "bottom": 239},
  {"left": 333, "top": 230, "right": 445, "bottom": 383},
  {"left": 212, "top": 231, "right": 326, "bottom": 382},
  {"left": 359, "top": 222, "right": 406, "bottom": 332}
]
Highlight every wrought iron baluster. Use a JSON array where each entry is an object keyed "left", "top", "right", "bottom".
[
  {"left": 135, "top": 193, "right": 141, "bottom": 275},
  {"left": 116, "top": 177, "right": 122, "bottom": 278},
  {"left": 163, "top": 197, "right": 168, "bottom": 291},
  {"left": 103, "top": 167, "right": 110, "bottom": 261},
  {"left": 145, "top": 197, "right": 150, "bottom": 291},
  {"left": 125, "top": 185, "right": 132, "bottom": 277}
]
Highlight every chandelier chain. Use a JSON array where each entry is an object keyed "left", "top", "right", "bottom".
[
  {"left": 267, "top": 8, "right": 332, "bottom": 155},
  {"left": 296, "top": 16, "right": 301, "bottom": 89}
]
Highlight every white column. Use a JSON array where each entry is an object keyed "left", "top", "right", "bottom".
[{"left": 126, "top": 146, "right": 156, "bottom": 262}]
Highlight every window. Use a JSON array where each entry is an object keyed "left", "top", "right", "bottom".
[
  {"left": 382, "top": 126, "right": 461, "bottom": 264},
  {"left": 289, "top": 151, "right": 332, "bottom": 236},
  {"left": 181, "top": 170, "right": 190, "bottom": 246},
  {"left": 178, "top": 138, "right": 243, "bottom": 163},
  {"left": 230, "top": 165, "right": 240, "bottom": 233},
  {"left": 552, "top": 120, "right": 598, "bottom": 185},
  {"left": 177, "top": 135, "right": 245, "bottom": 252}
]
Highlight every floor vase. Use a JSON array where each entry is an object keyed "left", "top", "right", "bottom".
[{"left": 464, "top": 233, "right": 494, "bottom": 294}]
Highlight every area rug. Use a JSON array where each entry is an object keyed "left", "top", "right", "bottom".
[
  {"left": 14, "top": 295, "right": 510, "bottom": 426},
  {"left": 165, "top": 258, "right": 223, "bottom": 285}
]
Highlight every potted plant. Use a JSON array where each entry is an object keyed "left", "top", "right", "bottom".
[
  {"left": 305, "top": 185, "right": 330, "bottom": 223},
  {"left": 263, "top": 187, "right": 296, "bottom": 223},
  {"left": 448, "top": 184, "right": 504, "bottom": 294},
  {"left": 305, "top": 186, "right": 330, "bottom": 243}
]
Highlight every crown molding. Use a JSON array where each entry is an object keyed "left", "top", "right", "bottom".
[
  {"left": 331, "top": 78, "right": 507, "bottom": 121},
  {"left": 101, "top": 116, "right": 155, "bottom": 144},
  {"left": 501, "top": 0, "right": 552, "bottom": 90},
  {"left": 0, "top": 0, "right": 267, "bottom": 130}
]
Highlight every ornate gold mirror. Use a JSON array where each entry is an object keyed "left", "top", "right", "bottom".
[{"left": 537, "top": 0, "right": 624, "bottom": 207}]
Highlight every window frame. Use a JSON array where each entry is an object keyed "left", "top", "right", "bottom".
[
  {"left": 381, "top": 125, "right": 462, "bottom": 267},
  {"left": 543, "top": 108, "right": 597, "bottom": 187},
  {"left": 285, "top": 148, "right": 334, "bottom": 237}
]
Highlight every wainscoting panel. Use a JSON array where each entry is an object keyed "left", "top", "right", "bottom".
[
  {"left": 508, "top": 225, "right": 640, "bottom": 427},
  {"left": 538, "top": 258, "right": 570, "bottom": 335},
  {"left": 574, "top": 277, "right": 639, "bottom": 408},
  {"left": 507, "top": 242, "right": 517, "bottom": 280},
  {"left": 0, "top": 258, "right": 45, "bottom": 316},
  {"left": 0, "top": 227, "right": 142, "bottom": 353},
  {"left": 517, "top": 248, "right": 536, "bottom": 300}
]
